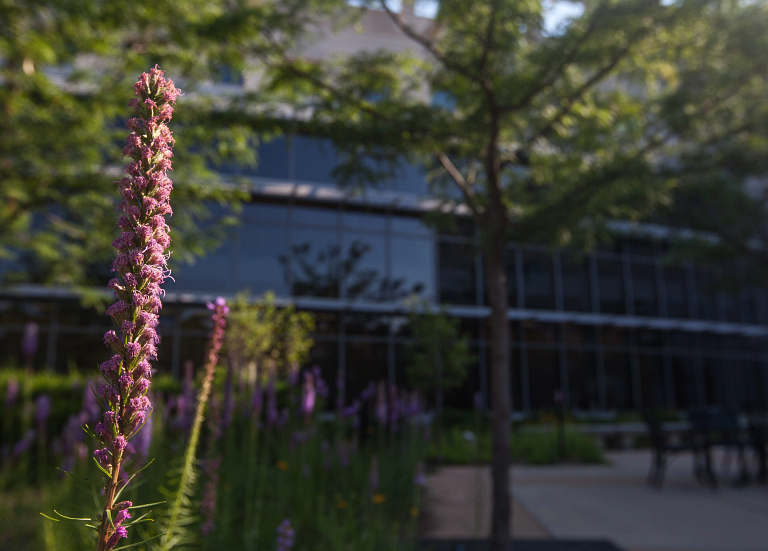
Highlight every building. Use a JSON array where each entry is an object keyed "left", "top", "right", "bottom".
[{"left": 2, "top": 6, "right": 767, "bottom": 414}]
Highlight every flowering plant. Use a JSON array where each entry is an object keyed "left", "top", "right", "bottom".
[{"left": 91, "top": 66, "right": 179, "bottom": 551}]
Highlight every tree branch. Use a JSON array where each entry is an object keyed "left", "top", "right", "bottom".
[
  {"left": 378, "top": 1, "right": 484, "bottom": 86},
  {"left": 436, "top": 152, "right": 481, "bottom": 216},
  {"left": 501, "top": 2, "right": 605, "bottom": 113},
  {"left": 526, "top": 28, "right": 646, "bottom": 146}
]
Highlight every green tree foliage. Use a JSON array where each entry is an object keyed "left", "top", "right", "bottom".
[
  {"left": 1, "top": 1, "right": 340, "bottom": 290},
  {"left": 406, "top": 301, "right": 473, "bottom": 413}
]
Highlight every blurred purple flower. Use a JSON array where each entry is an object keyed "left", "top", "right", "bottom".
[
  {"left": 277, "top": 518, "right": 294, "bottom": 551},
  {"left": 35, "top": 394, "right": 51, "bottom": 426},
  {"left": 413, "top": 462, "right": 427, "bottom": 487},
  {"left": 266, "top": 376, "right": 278, "bottom": 428},
  {"left": 12, "top": 430, "right": 36, "bottom": 458},
  {"left": 302, "top": 370, "right": 316, "bottom": 416},
  {"left": 375, "top": 382, "right": 388, "bottom": 425},
  {"left": 5, "top": 378, "right": 19, "bottom": 408},
  {"left": 473, "top": 391, "right": 483, "bottom": 412}
]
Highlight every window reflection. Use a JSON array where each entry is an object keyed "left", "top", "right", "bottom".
[
  {"left": 527, "top": 348, "right": 560, "bottom": 410},
  {"left": 343, "top": 232, "right": 387, "bottom": 301},
  {"left": 597, "top": 258, "right": 625, "bottom": 314},
  {"left": 171, "top": 232, "right": 235, "bottom": 293},
  {"left": 238, "top": 224, "right": 288, "bottom": 295},
  {"left": 391, "top": 236, "right": 434, "bottom": 300},
  {"left": 663, "top": 266, "right": 689, "bottom": 318},
  {"left": 293, "top": 205, "right": 339, "bottom": 228},
  {"left": 695, "top": 269, "right": 718, "bottom": 321},
  {"left": 631, "top": 262, "right": 658, "bottom": 316},
  {"left": 523, "top": 250, "right": 555, "bottom": 310},
  {"left": 287, "top": 227, "right": 340, "bottom": 298},
  {"left": 561, "top": 254, "right": 591, "bottom": 312},
  {"left": 294, "top": 136, "right": 341, "bottom": 184},
  {"left": 567, "top": 350, "right": 599, "bottom": 410},
  {"left": 638, "top": 354, "right": 667, "bottom": 408},
  {"left": 604, "top": 352, "right": 632, "bottom": 410},
  {"left": 439, "top": 241, "right": 477, "bottom": 305}
]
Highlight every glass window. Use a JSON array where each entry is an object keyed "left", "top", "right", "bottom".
[
  {"left": 604, "top": 352, "right": 632, "bottom": 410},
  {"left": 241, "top": 203, "right": 289, "bottom": 224},
  {"left": 388, "top": 161, "right": 429, "bottom": 195},
  {"left": 254, "top": 137, "right": 289, "bottom": 179},
  {"left": 597, "top": 258, "right": 625, "bottom": 314},
  {"left": 564, "top": 324, "right": 596, "bottom": 348},
  {"left": 561, "top": 254, "right": 591, "bottom": 312},
  {"left": 343, "top": 232, "right": 387, "bottom": 301},
  {"left": 524, "top": 321, "right": 558, "bottom": 345},
  {"left": 237, "top": 224, "right": 288, "bottom": 295},
  {"left": 293, "top": 136, "right": 341, "bottom": 184},
  {"left": 631, "top": 263, "right": 658, "bottom": 317},
  {"left": 392, "top": 216, "right": 432, "bottom": 237},
  {"left": 721, "top": 290, "right": 740, "bottom": 323},
  {"left": 307, "top": 339, "right": 339, "bottom": 410},
  {"left": 638, "top": 354, "right": 667, "bottom": 409},
  {"left": 510, "top": 345, "right": 524, "bottom": 412},
  {"left": 292, "top": 205, "right": 339, "bottom": 228},
  {"left": 344, "top": 341, "right": 388, "bottom": 403},
  {"left": 391, "top": 236, "right": 434, "bottom": 301},
  {"left": 289, "top": 227, "right": 339, "bottom": 298},
  {"left": 170, "top": 234, "right": 235, "bottom": 294},
  {"left": 527, "top": 348, "right": 560, "bottom": 410},
  {"left": 671, "top": 354, "right": 699, "bottom": 409},
  {"left": 523, "top": 250, "right": 555, "bottom": 310},
  {"left": 505, "top": 247, "right": 519, "bottom": 308},
  {"left": 439, "top": 241, "right": 477, "bottom": 305},
  {"left": 695, "top": 269, "right": 718, "bottom": 321},
  {"left": 342, "top": 211, "right": 386, "bottom": 231},
  {"left": 663, "top": 266, "right": 689, "bottom": 318},
  {"left": 567, "top": 350, "right": 599, "bottom": 410}
]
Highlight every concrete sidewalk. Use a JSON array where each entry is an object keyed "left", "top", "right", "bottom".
[{"left": 422, "top": 450, "right": 768, "bottom": 551}]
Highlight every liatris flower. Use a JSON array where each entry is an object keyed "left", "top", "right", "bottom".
[
  {"left": 276, "top": 519, "right": 295, "bottom": 551},
  {"left": 162, "top": 298, "right": 228, "bottom": 548},
  {"left": 94, "top": 66, "right": 179, "bottom": 551}
]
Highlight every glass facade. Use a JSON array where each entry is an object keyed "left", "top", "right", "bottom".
[{"left": 4, "top": 182, "right": 768, "bottom": 415}]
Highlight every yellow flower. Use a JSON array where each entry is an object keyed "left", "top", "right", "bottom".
[
  {"left": 372, "top": 493, "right": 386, "bottom": 504},
  {"left": 410, "top": 506, "right": 419, "bottom": 518},
  {"left": 336, "top": 499, "right": 347, "bottom": 509},
  {"left": 276, "top": 460, "right": 289, "bottom": 470}
]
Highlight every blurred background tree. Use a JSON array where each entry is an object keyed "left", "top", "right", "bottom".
[
  {"left": 225, "top": 291, "right": 315, "bottom": 385},
  {"left": 406, "top": 300, "right": 473, "bottom": 420}
]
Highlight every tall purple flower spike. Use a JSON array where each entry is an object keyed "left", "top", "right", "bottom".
[{"left": 95, "top": 66, "right": 179, "bottom": 551}]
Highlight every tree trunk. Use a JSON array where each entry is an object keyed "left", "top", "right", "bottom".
[{"left": 486, "top": 224, "right": 512, "bottom": 551}]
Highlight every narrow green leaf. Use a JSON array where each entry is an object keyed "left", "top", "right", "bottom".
[
  {"left": 54, "top": 510, "right": 93, "bottom": 521},
  {"left": 128, "top": 501, "right": 165, "bottom": 510},
  {"left": 92, "top": 457, "right": 112, "bottom": 478}
]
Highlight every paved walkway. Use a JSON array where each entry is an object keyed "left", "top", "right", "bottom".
[{"left": 422, "top": 450, "right": 768, "bottom": 551}]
